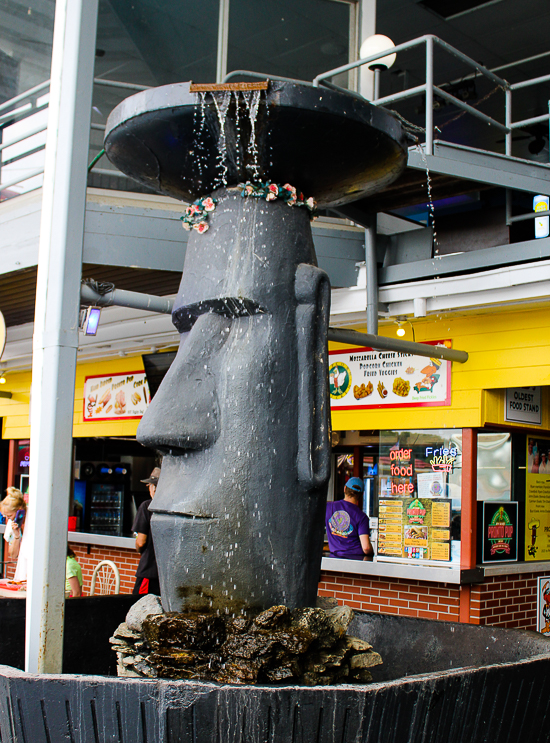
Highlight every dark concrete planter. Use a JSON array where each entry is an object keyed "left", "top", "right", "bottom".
[{"left": 1, "top": 611, "right": 550, "bottom": 742}]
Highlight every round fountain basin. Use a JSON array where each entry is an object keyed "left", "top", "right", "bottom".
[
  {"left": 2, "top": 611, "right": 550, "bottom": 742},
  {"left": 104, "top": 80, "right": 408, "bottom": 207}
]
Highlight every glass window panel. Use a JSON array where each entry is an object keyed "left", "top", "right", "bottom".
[
  {"left": 0, "top": 1, "right": 54, "bottom": 101},
  {"left": 228, "top": 0, "right": 353, "bottom": 85},
  {"left": 477, "top": 432, "right": 511, "bottom": 501}
]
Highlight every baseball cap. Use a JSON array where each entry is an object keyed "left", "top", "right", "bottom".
[
  {"left": 345, "top": 477, "right": 364, "bottom": 493},
  {"left": 141, "top": 467, "right": 161, "bottom": 485}
]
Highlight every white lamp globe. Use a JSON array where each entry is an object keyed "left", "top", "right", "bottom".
[{"left": 360, "top": 35, "right": 396, "bottom": 71}]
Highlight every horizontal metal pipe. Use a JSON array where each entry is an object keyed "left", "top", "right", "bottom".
[
  {"left": 80, "top": 284, "right": 174, "bottom": 314},
  {"left": 0, "top": 80, "right": 50, "bottom": 116},
  {"left": 327, "top": 327, "right": 469, "bottom": 363},
  {"left": 373, "top": 84, "right": 427, "bottom": 107},
  {"left": 80, "top": 287, "right": 469, "bottom": 363},
  {"left": 0, "top": 167, "right": 45, "bottom": 190},
  {"left": 510, "top": 72, "right": 550, "bottom": 91},
  {"left": 314, "top": 35, "right": 431, "bottom": 86},
  {"left": 433, "top": 86, "right": 509, "bottom": 132},
  {"left": 510, "top": 113, "right": 550, "bottom": 129},
  {"left": 0, "top": 123, "right": 47, "bottom": 153},
  {"left": 432, "top": 37, "right": 509, "bottom": 89},
  {"left": 92, "top": 78, "right": 151, "bottom": 91},
  {"left": 508, "top": 209, "right": 550, "bottom": 223}
]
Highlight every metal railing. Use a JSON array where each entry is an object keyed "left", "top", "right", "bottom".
[
  {"left": 314, "top": 34, "right": 550, "bottom": 161},
  {"left": 0, "top": 78, "right": 152, "bottom": 198},
  {"left": 1, "top": 38, "right": 548, "bottom": 205}
]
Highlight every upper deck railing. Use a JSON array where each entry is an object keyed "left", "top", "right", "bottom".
[{"left": 1, "top": 35, "right": 548, "bottom": 205}]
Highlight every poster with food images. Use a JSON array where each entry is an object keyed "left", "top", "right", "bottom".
[
  {"left": 83, "top": 372, "right": 150, "bottom": 421},
  {"left": 329, "top": 341, "right": 451, "bottom": 409},
  {"left": 378, "top": 497, "right": 451, "bottom": 561}
]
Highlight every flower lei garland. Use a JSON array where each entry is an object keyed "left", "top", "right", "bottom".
[
  {"left": 240, "top": 182, "right": 317, "bottom": 216},
  {"left": 181, "top": 195, "right": 217, "bottom": 233},
  {"left": 181, "top": 183, "right": 317, "bottom": 234}
]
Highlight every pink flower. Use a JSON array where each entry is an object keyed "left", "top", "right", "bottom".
[
  {"left": 182, "top": 221, "right": 192, "bottom": 231},
  {"left": 306, "top": 197, "right": 316, "bottom": 210},
  {"left": 193, "top": 221, "right": 209, "bottom": 234},
  {"left": 188, "top": 204, "right": 200, "bottom": 215},
  {"left": 245, "top": 184, "right": 254, "bottom": 195},
  {"left": 202, "top": 197, "right": 215, "bottom": 212},
  {"left": 268, "top": 183, "right": 278, "bottom": 195},
  {"left": 283, "top": 183, "right": 296, "bottom": 197},
  {"left": 266, "top": 192, "right": 277, "bottom": 201}
]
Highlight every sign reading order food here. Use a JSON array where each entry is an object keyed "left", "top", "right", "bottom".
[
  {"left": 329, "top": 341, "right": 452, "bottom": 410},
  {"left": 83, "top": 372, "right": 150, "bottom": 421}
]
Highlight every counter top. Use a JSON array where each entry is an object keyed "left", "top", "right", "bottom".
[{"left": 67, "top": 532, "right": 135, "bottom": 550}]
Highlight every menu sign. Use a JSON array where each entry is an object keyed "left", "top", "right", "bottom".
[
  {"left": 482, "top": 502, "right": 518, "bottom": 563},
  {"left": 329, "top": 341, "right": 451, "bottom": 410},
  {"left": 525, "top": 436, "right": 550, "bottom": 560},
  {"left": 378, "top": 497, "right": 452, "bottom": 561},
  {"left": 83, "top": 372, "right": 150, "bottom": 421}
]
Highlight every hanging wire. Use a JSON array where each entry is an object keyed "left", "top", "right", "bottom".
[{"left": 87, "top": 148, "right": 105, "bottom": 172}]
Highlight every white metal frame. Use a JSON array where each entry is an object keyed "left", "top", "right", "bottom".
[{"left": 90, "top": 560, "right": 121, "bottom": 595}]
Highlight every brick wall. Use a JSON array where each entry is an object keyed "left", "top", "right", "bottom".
[
  {"left": 68, "top": 543, "right": 139, "bottom": 595},
  {"left": 472, "top": 573, "right": 538, "bottom": 630},
  {"left": 318, "top": 570, "right": 461, "bottom": 622}
]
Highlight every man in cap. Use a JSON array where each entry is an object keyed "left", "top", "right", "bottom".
[
  {"left": 132, "top": 466, "right": 161, "bottom": 595},
  {"left": 325, "top": 477, "right": 373, "bottom": 560}
]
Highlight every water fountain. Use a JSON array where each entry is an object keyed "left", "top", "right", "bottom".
[
  {"left": 2, "top": 80, "right": 550, "bottom": 742},
  {"left": 104, "top": 79, "right": 408, "bottom": 616}
]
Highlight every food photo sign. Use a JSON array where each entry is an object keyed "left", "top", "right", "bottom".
[
  {"left": 329, "top": 341, "right": 452, "bottom": 410},
  {"left": 83, "top": 372, "right": 150, "bottom": 421}
]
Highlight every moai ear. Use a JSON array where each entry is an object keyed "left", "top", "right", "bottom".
[{"left": 295, "top": 263, "right": 331, "bottom": 488}]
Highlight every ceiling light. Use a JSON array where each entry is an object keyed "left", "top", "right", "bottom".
[
  {"left": 396, "top": 324, "right": 406, "bottom": 337},
  {"left": 0, "top": 374, "right": 5, "bottom": 385}
]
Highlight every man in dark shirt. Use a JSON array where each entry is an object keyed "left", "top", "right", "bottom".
[
  {"left": 132, "top": 466, "right": 161, "bottom": 595},
  {"left": 325, "top": 477, "right": 373, "bottom": 559}
]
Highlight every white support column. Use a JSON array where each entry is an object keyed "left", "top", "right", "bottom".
[
  {"left": 359, "top": 0, "right": 376, "bottom": 100},
  {"left": 25, "top": 0, "right": 98, "bottom": 674}
]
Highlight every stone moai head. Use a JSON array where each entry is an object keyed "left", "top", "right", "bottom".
[{"left": 137, "top": 187, "right": 331, "bottom": 613}]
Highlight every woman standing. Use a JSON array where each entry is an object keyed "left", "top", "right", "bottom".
[{"left": 0, "top": 488, "right": 27, "bottom": 572}]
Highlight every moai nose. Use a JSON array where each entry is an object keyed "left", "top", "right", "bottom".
[{"left": 137, "top": 312, "right": 231, "bottom": 453}]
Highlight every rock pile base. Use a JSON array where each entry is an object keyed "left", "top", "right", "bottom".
[{"left": 111, "top": 597, "right": 382, "bottom": 685}]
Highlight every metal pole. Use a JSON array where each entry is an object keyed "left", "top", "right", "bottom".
[
  {"left": 25, "top": 0, "right": 99, "bottom": 674},
  {"left": 81, "top": 284, "right": 174, "bottom": 314},
  {"left": 364, "top": 217, "right": 378, "bottom": 335},
  {"left": 505, "top": 88, "right": 512, "bottom": 157},
  {"left": 216, "top": 0, "right": 230, "bottom": 83},
  {"left": 327, "top": 327, "right": 469, "bottom": 363},
  {"left": 425, "top": 36, "right": 434, "bottom": 156}
]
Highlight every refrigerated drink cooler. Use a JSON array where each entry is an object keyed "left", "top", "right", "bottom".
[{"left": 75, "top": 462, "right": 134, "bottom": 537}]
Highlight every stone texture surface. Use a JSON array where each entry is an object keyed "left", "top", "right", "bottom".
[
  {"left": 114, "top": 603, "right": 383, "bottom": 686},
  {"left": 125, "top": 594, "right": 164, "bottom": 631}
]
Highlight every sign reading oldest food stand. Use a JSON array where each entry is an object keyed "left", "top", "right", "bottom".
[
  {"left": 505, "top": 387, "right": 541, "bottom": 425},
  {"left": 83, "top": 372, "right": 150, "bottom": 421},
  {"left": 329, "top": 341, "right": 451, "bottom": 409},
  {"left": 525, "top": 435, "right": 550, "bottom": 560}
]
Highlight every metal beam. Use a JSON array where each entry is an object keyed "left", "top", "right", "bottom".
[
  {"left": 408, "top": 142, "right": 550, "bottom": 196},
  {"left": 26, "top": 0, "right": 99, "bottom": 674},
  {"left": 79, "top": 287, "right": 467, "bottom": 362},
  {"left": 327, "top": 327, "right": 468, "bottom": 363},
  {"left": 379, "top": 236, "right": 550, "bottom": 285},
  {"left": 0, "top": 391, "right": 12, "bottom": 399},
  {"left": 81, "top": 284, "right": 174, "bottom": 314}
]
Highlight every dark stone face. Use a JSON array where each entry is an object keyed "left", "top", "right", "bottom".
[{"left": 138, "top": 189, "right": 331, "bottom": 613}]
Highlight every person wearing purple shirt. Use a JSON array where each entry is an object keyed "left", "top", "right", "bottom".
[{"left": 325, "top": 477, "right": 373, "bottom": 559}]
